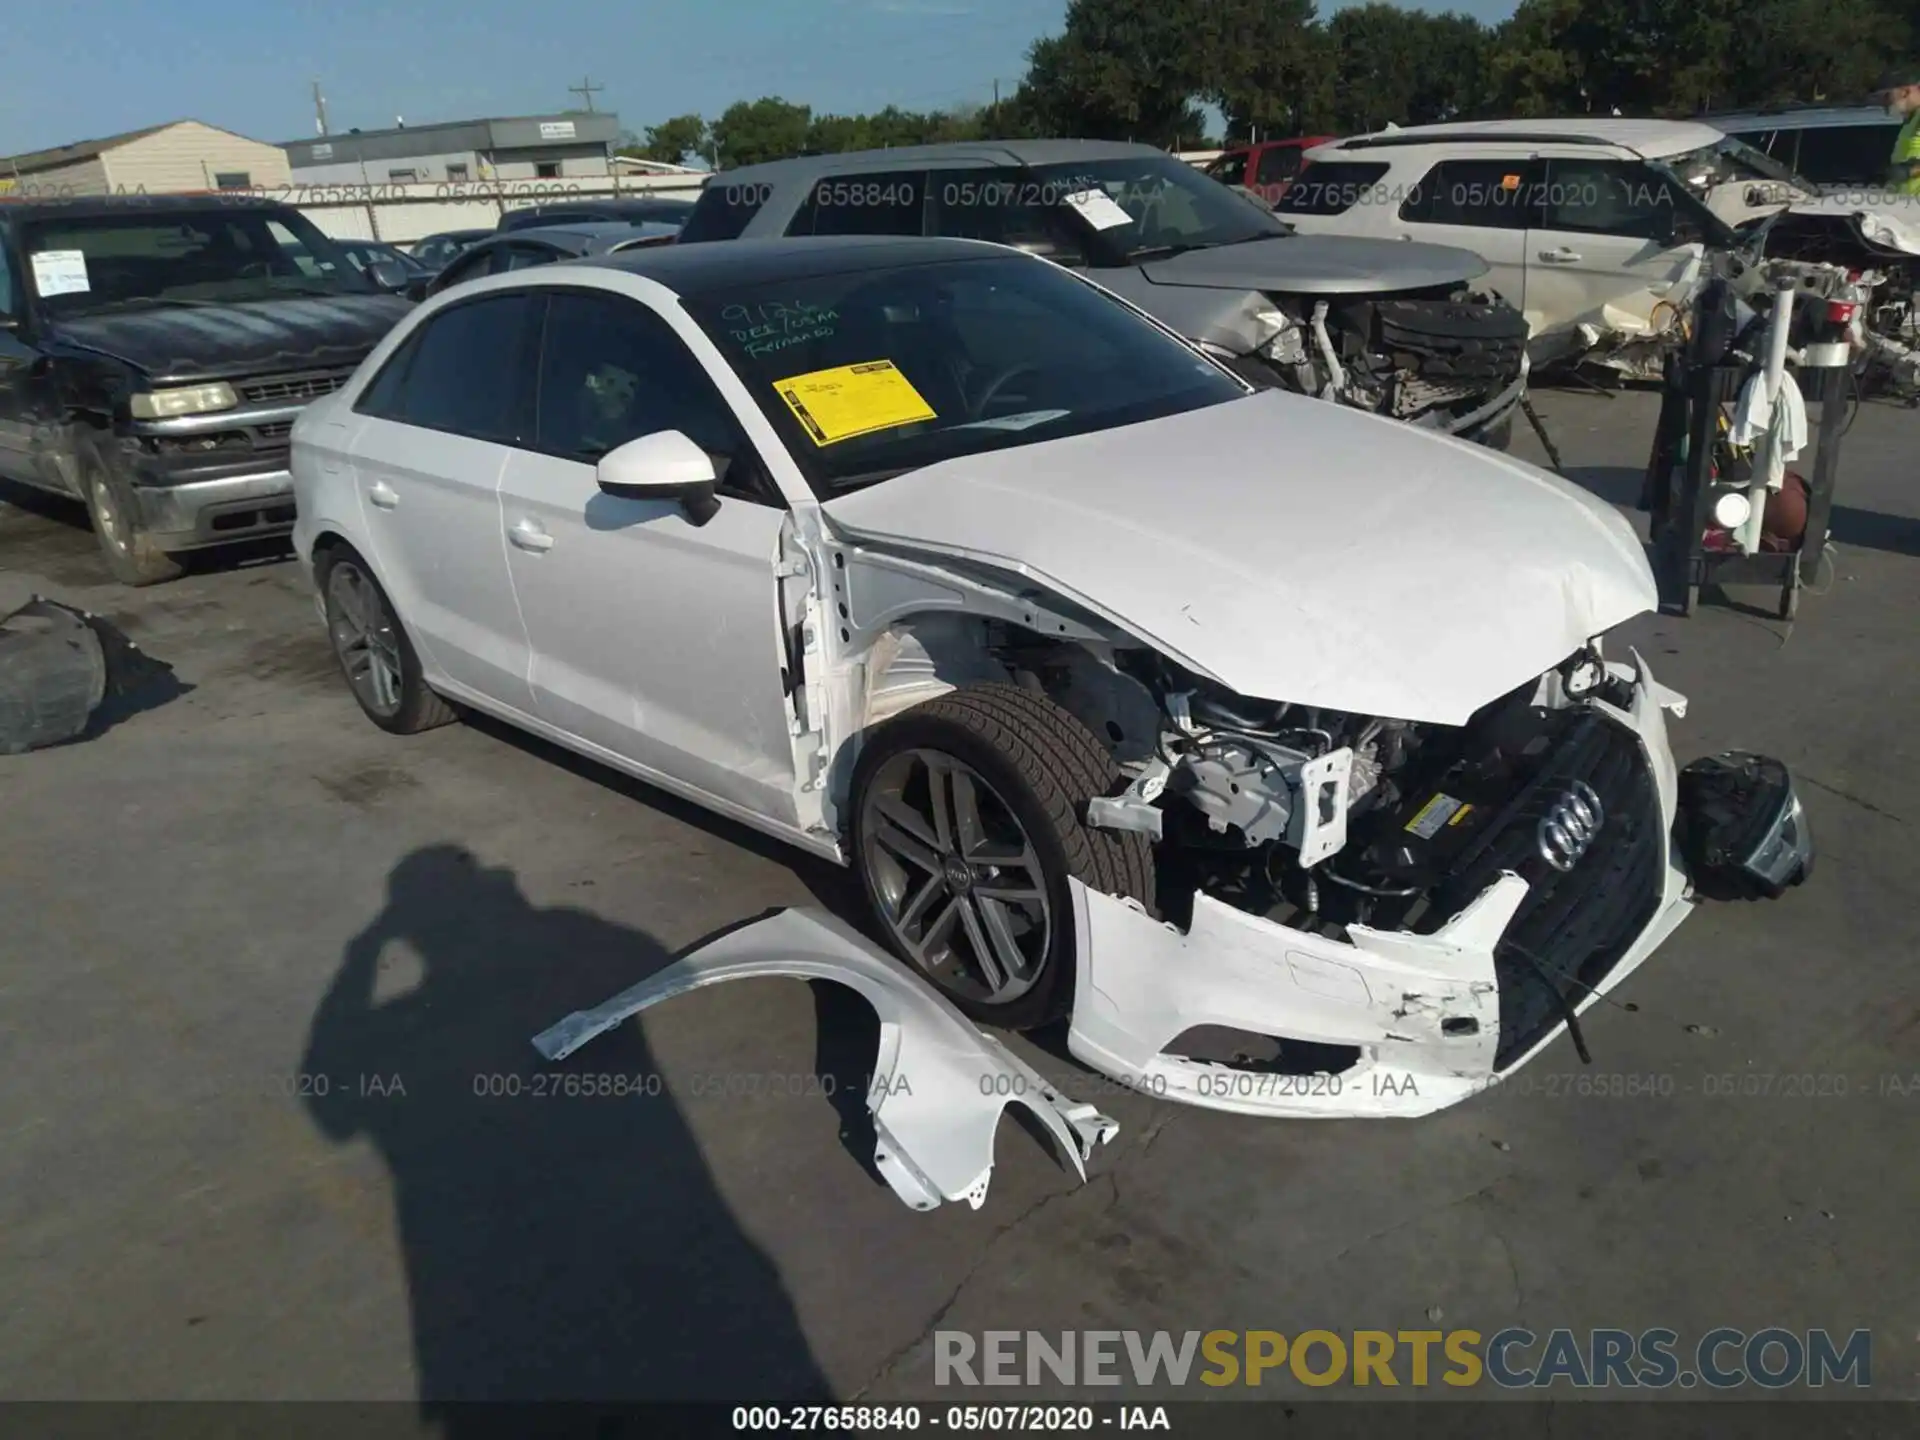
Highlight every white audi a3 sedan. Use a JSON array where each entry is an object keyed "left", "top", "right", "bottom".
[{"left": 290, "top": 235, "right": 1811, "bottom": 1119}]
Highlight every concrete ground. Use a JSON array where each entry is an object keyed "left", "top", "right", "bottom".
[{"left": 0, "top": 385, "right": 1915, "bottom": 1411}]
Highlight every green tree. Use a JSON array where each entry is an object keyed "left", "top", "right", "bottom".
[
  {"left": 630, "top": 113, "right": 708, "bottom": 166},
  {"left": 710, "top": 97, "right": 812, "bottom": 168}
]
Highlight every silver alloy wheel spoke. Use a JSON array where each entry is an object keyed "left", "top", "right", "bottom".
[
  {"left": 973, "top": 895, "right": 1030, "bottom": 989},
  {"left": 923, "top": 757, "right": 956, "bottom": 854},
  {"left": 329, "top": 565, "right": 402, "bottom": 718},
  {"left": 874, "top": 791, "right": 939, "bottom": 851},
  {"left": 873, "top": 816, "right": 941, "bottom": 875},
  {"left": 912, "top": 893, "right": 963, "bottom": 967},
  {"left": 955, "top": 896, "right": 1005, "bottom": 993},
  {"left": 949, "top": 768, "right": 987, "bottom": 858}
]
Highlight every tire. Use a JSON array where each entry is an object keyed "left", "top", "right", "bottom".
[
  {"left": 77, "top": 433, "right": 183, "bottom": 587},
  {"left": 315, "top": 544, "right": 456, "bottom": 735},
  {"left": 850, "top": 682, "right": 1154, "bottom": 1030}
]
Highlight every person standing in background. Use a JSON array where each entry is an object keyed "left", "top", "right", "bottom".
[{"left": 1876, "top": 68, "right": 1920, "bottom": 195}]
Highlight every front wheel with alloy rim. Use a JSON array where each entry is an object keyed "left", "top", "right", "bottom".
[
  {"left": 317, "top": 546, "right": 456, "bottom": 735},
  {"left": 77, "top": 435, "right": 182, "bottom": 586},
  {"left": 850, "top": 683, "right": 1155, "bottom": 1030}
]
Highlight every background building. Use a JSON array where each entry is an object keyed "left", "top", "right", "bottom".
[
  {"left": 0, "top": 120, "right": 292, "bottom": 196},
  {"left": 280, "top": 113, "right": 620, "bottom": 185}
]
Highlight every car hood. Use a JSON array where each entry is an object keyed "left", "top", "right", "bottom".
[
  {"left": 1136, "top": 234, "right": 1489, "bottom": 296},
  {"left": 822, "top": 390, "right": 1655, "bottom": 726},
  {"left": 1785, "top": 194, "right": 1920, "bottom": 256},
  {"left": 47, "top": 293, "right": 414, "bottom": 385}
]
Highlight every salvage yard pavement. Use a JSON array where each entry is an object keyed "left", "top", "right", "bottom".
[{"left": 0, "top": 385, "right": 1916, "bottom": 1404}]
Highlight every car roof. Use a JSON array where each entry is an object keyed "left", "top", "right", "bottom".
[
  {"left": 1703, "top": 103, "right": 1896, "bottom": 132},
  {"left": 706, "top": 138, "right": 1168, "bottom": 186},
  {"left": 558, "top": 234, "right": 1011, "bottom": 293},
  {"left": 0, "top": 192, "right": 296, "bottom": 221},
  {"left": 487, "top": 220, "right": 668, "bottom": 249},
  {"left": 502, "top": 195, "right": 694, "bottom": 215},
  {"left": 422, "top": 228, "right": 493, "bottom": 240},
  {"left": 1326, "top": 117, "right": 1725, "bottom": 159}
]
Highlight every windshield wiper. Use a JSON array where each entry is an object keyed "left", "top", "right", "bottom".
[{"left": 1125, "top": 241, "right": 1221, "bottom": 262}]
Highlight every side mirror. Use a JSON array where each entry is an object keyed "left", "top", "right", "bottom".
[
  {"left": 366, "top": 261, "right": 410, "bottom": 293},
  {"left": 595, "top": 429, "right": 721, "bottom": 525}
]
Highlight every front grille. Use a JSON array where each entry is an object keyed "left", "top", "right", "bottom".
[
  {"left": 1430, "top": 714, "right": 1664, "bottom": 1069},
  {"left": 237, "top": 368, "right": 354, "bottom": 405},
  {"left": 254, "top": 420, "right": 295, "bottom": 443}
]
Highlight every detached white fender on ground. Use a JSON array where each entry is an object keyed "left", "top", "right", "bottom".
[{"left": 531, "top": 909, "right": 1120, "bottom": 1212}]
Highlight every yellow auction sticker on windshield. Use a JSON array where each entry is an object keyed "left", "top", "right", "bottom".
[{"left": 774, "top": 360, "right": 936, "bottom": 446}]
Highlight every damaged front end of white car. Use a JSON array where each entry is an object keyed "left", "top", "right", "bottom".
[{"left": 537, "top": 391, "right": 1812, "bottom": 1182}]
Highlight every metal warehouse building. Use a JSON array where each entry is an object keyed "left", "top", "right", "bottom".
[
  {"left": 0, "top": 120, "right": 292, "bottom": 196},
  {"left": 279, "top": 112, "right": 621, "bottom": 185}
]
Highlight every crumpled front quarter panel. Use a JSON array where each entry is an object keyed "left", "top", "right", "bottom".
[{"left": 531, "top": 909, "right": 1119, "bottom": 1211}]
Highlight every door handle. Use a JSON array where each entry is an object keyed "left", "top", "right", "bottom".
[
  {"left": 508, "top": 517, "right": 554, "bottom": 553},
  {"left": 1539, "top": 247, "right": 1582, "bottom": 263},
  {"left": 367, "top": 480, "right": 399, "bottom": 509}
]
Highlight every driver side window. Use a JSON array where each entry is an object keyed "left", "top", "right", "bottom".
[
  {"left": 532, "top": 291, "right": 781, "bottom": 506},
  {"left": 1541, "top": 159, "right": 1681, "bottom": 242}
]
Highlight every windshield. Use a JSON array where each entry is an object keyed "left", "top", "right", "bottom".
[
  {"left": 20, "top": 206, "right": 376, "bottom": 315},
  {"left": 684, "top": 253, "right": 1248, "bottom": 495},
  {"left": 1669, "top": 137, "right": 1812, "bottom": 194},
  {"left": 1024, "top": 154, "right": 1291, "bottom": 263}
]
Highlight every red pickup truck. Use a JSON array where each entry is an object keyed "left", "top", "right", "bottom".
[{"left": 1201, "top": 137, "right": 1337, "bottom": 205}]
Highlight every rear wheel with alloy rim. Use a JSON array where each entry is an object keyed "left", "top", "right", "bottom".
[
  {"left": 850, "top": 683, "right": 1155, "bottom": 1030},
  {"left": 317, "top": 546, "right": 455, "bottom": 734}
]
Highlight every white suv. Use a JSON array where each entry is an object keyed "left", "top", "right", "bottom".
[{"left": 1276, "top": 120, "right": 1747, "bottom": 365}]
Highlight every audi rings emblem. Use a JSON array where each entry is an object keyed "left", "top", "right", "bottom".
[{"left": 1537, "top": 781, "right": 1605, "bottom": 872}]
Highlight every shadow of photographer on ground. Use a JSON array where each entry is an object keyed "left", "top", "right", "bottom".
[{"left": 300, "top": 844, "right": 832, "bottom": 1412}]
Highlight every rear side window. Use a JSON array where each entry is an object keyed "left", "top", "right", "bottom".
[
  {"left": 1253, "top": 146, "right": 1305, "bottom": 187},
  {"left": 678, "top": 180, "right": 770, "bottom": 243},
  {"left": 1272, "top": 161, "right": 1391, "bottom": 216},
  {"left": 501, "top": 242, "right": 562, "bottom": 272},
  {"left": 1539, "top": 159, "right": 1682, "bottom": 240},
  {"left": 0, "top": 229, "right": 15, "bottom": 316},
  {"left": 357, "top": 294, "right": 539, "bottom": 444},
  {"left": 1400, "top": 160, "right": 1542, "bottom": 228},
  {"left": 1793, "top": 123, "right": 1900, "bottom": 186},
  {"left": 927, "top": 168, "right": 1087, "bottom": 258},
  {"left": 786, "top": 171, "right": 927, "bottom": 237}
]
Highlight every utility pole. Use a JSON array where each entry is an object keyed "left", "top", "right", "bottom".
[
  {"left": 568, "top": 76, "right": 604, "bottom": 113},
  {"left": 312, "top": 79, "right": 330, "bottom": 137}
]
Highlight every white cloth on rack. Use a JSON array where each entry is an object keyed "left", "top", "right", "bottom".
[{"left": 1729, "top": 368, "right": 1808, "bottom": 489}]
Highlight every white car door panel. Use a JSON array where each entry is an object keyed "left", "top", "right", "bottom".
[
  {"left": 345, "top": 292, "right": 540, "bottom": 712},
  {"left": 351, "top": 421, "right": 528, "bottom": 707},
  {"left": 498, "top": 455, "right": 795, "bottom": 820},
  {"left": 1525, "top": 157, "right": 1704, "bottom": 349},
  {"left": 500, "top": 287, "right": 799, "bottom": 826},
  {"left": 1396, "top": 158, "right": 1539, "bottom": 332}
]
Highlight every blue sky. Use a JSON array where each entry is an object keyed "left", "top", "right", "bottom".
[{"left": 0, "top": 0, "right": 1520, "bottom": 157}]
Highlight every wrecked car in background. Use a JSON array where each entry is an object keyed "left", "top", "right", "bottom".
[
  {"left": 0, "top": 195, "right": 412, "bottom": 586},
  {"left": 1279, "top": 121, "right": 1751, "bottom": 381},
  {"left": 292, "top": 238, "right": 1811, "bottom": 1180},
  {"left": 1682, "top": 121, "right": 1920, "bottom": 401},
  {"left": 1285, "top": 118, "right": 1920, "bottom": 391},
  {"left": 676, "top": 140, "right": 1531, "bottom": 449}
]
